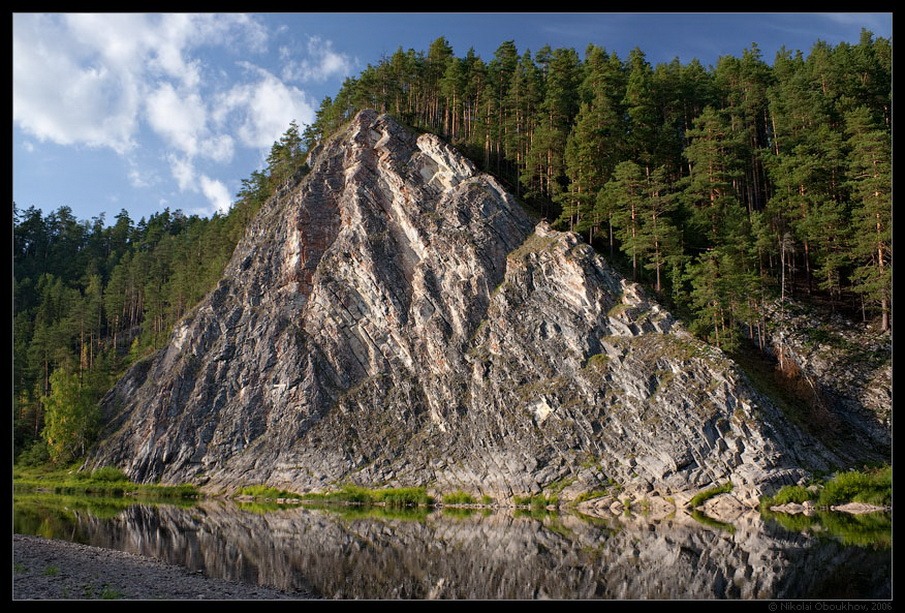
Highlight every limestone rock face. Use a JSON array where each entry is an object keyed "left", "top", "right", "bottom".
[{"left": 87, "top": 110, "right": 879, "bottom": 503}]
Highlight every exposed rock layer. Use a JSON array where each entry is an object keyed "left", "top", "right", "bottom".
[{"left": 87, "top": 110, "right": 887, "bottom": 504}]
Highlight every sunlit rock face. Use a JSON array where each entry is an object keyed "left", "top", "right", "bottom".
[{"left": 87, "top": 110, "right": 874, "bottom": 503}]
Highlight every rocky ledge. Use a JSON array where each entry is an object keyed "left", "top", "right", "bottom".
[{"left": 85, "top": 110, "right": 889, "bottom": 508}]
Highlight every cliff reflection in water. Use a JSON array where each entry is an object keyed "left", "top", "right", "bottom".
[{"left": 13, "top": 498, "right": 891, "bottom": 599}]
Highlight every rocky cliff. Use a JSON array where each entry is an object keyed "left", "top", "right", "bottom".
[{"left": 86, "top": 110, "right": 886, "bottom": 506}]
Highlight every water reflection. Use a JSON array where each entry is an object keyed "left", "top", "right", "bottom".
[{"left": 14, "top": 495, "right": 891, "bottom": 600}]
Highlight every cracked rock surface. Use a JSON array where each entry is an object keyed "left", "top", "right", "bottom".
[{"left": 85, "top": 110, "right": 888, "bottom": 505}]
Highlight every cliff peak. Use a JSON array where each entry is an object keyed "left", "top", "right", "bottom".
[{"left": 87, "top": 111, "right": 862, "bottom": 506}]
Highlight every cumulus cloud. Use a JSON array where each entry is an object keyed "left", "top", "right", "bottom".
[
  {"left": 13, "top": 12, "right": 344, "bottom": 219},
  {"left": 167, "top": 154, "right": 196, "bottom": 192},
  {"left": 165, "top": 152, "right": 236, "bottom": 216},
  {"left": 214, "top": 64, "right": 316, "bottom": 150},
  {"left": 13, "top": 13, "right": 271, "bottom": 154},
  {"left": 280, "top": 35, "right": 356, "bottom": 82},
  {"left": 146, "top": 83, "right": 208, "bottom": 157},
  {"left": 199, "top": 176, "right": 233, "bottom": 215},
  {"left": 13, "top": 14, "right": 140, "bottom": 153}
]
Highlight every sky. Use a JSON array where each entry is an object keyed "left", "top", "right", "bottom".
[{"left": 12, "top": 12, "right": 893, "bottom": 226}]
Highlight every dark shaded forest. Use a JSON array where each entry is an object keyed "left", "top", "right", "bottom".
[{"left": 13, "top": 31, "right": 890, "bottom": 465}]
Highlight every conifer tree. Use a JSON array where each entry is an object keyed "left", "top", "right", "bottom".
[
  {"left": 682, "top": 106, "right": 747, "bottom": 249},
  {"left": 602, "top": 160, "right": 646, "bottom": 280},
  {"left": 845, "top": 105, "right": 891, "bottom": 330},
  {"left": 503, "top": 50, "right": 543, "bottom": 197}
]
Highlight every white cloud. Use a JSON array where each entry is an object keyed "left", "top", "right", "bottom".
[
  {"left": 168, "top": 154, "right": 196, "bottom": 192},
  {"left": 147, "top": 83, "right": 208, "bottom": 157},
  {"left": 127, "top": 159, "right": 155, "bottom": 188},
  {"left": 199, "top": 176, "right": 233, "bottom": 215},
  {"left": 166, "top": 153, "right": 235, "bottom": 215},
  {"left": 280, "top": 36, "right": 355, "bottom": 82},
  {"left": 214, "top": 65, "right": 316, "bottom": 149},
  {"left": 13, "top": 12, "right": 338, "bottom": 220},
  {"left": 200, "top": 134, "right": 236, "bottom": 164},
  {"left": 12, "top": 13, "right": 271, "bottom": 155},
  {"left": 13, "top": 14, "right": 140, "bottom": 153}
]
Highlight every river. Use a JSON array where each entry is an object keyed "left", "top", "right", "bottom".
[{"left": 13, "top": 494, "right": 892, "bottom": 600}]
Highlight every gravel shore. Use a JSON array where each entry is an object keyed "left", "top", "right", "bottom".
[{"left": 12, "top": 534, "right": 317, "bottom": 600}]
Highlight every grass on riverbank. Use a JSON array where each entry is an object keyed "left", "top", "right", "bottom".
[
  {"left": 760, "top": 465, "right": 891, "bottom": 511},
  {"left": 688, "top": 482, "right": 733, "bottom": 508},
  {"left": 13, "top": 464, "right": 199, "bottom": 500},
  {"left": 299, "top": 485, "right": 435, "bottom": 507}
]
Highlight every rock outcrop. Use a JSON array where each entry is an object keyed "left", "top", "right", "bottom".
[{"left": 86, "top": 110, "right": 885, "bottom": 504}]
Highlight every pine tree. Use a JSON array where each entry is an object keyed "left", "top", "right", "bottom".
[
  {"left": 714, "top": 45, "right": 774, "bottom": 214},
  {"left": 682, "top": 106, "right": 747, "bottom": 249},
  {"left": 488, "top": 41, "right": 519, "bottom": 176},
  {"left": 562, "top": 45, "right": 625, "bottom": 239},
  {"left": 503, "top": 50, "right": 543, "bottom": 197},
  {"left": 424, "top": 37, "right": 455, "bottom": 131},
  {"left": 845, "top": 105, "right": 891, "bottom": 330},
  {"left": 623, "top": 48, "right": 659, "bottom": 172},
  {"left": 635, "top": 165, "right": 680, "bottom": 294},
  {"left": 530, "top": 46, "right": 581, "bottom": 215},
  {"left": 603, "top": 160, "right": 646, "bottom": 281},
  {"left": 266, "top": 120, "right": 306, "bottom": 188},
  {"left": 440, "top": 57, "right": 466, "bottom": 141}
]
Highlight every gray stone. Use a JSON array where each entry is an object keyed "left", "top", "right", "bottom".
[{"left": 85, "top": 111, "right": 888, "bottom": 507}]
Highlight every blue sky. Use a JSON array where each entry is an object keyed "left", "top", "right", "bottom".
[{"left": 12, "top": 12, "right": 893, "bottom": 226}]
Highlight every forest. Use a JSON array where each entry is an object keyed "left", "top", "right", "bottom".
[{"left": 13, "top": 31, "right": 891, "bottom": 466}]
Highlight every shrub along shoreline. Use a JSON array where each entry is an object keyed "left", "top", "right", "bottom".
[{"left": 14, "top": 463, "right": 892, "bottom": 515}]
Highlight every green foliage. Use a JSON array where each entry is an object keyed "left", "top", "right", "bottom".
[
  {"left": 300, "top": 485, "right": 434, "bottom": 507},
  {"left": 763, "top": 485, "right": 815, "bottom": 507},
  {"left": 41, "top": 367, "right": 101, "bottom": 464},
  {"left": 688, "top": 482, "right": 733, "bottom": 508},
  {"left": 13, "top": 32, "right": 891, "bottom": 468},
  {"left": 442, "top": 491, "right": 477, "bottom": 505},
  {"left": 266, "top": 120, "right": 308, "bottom": 187},
  {"left": 134, "top": 483, "right": 199, "bottom": 500},
  {"left": 372, "top": 487, "right": 434, "bottom": 507},
  {"left": 760, "top": 465, "right": 890, "bottom": 512},
  {"left": 237, "top": 484, "right": 301, "bottom": 500},
  {"left": 513, "top": 494, "right": 560, "bottom": 508},
  {"left": 16, "top": 440, "right": 51, "bottom": 467},
  {"left": 572, "top": 489, "right": 613, "bottom": 504},
  {"left": 90, "top": 466, "right": 128, "bottom": 482},
  {"left": 818, "top": 466, "right": 891, "bottom": 507},
  {"left": 13, "top": 464, "right": 198, "bottom": 500}
]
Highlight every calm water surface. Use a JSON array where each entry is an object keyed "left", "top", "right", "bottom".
[{"left": 13, "top": 495, "right": 891, "bottom": 600}]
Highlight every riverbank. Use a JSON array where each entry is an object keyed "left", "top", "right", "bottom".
[{"left": 12, "top": 534, "right": 317, "bottom": 600}]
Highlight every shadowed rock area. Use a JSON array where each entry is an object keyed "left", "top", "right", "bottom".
[{"left": 85, "top": 110, "right": 885, "bottom": 506}]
